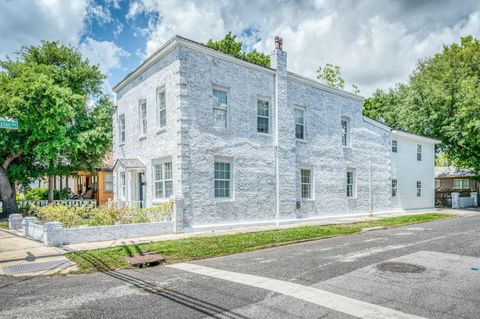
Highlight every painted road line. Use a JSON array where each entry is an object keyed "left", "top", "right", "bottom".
[{"left": 168, "top": 263, "right": 426, "bottom": 319}]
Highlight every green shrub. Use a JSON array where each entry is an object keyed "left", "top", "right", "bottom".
[
  {"left": 25, "top": 187, "right": 48, "bottom": 200},
  {"left": 30, "top": 202, "right": 173, "bottom": 228}
]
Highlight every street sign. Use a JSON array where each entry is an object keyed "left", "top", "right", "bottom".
[{"left": 0, "top": 117, "right": 18, "bottom": 130}]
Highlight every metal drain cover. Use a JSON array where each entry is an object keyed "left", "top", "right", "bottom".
[
  {"left": 3, "top": 260, "right": 73, "bottom": 275},
  {"left": 377, "top": 262, "right": 426, "bottom": 273}
]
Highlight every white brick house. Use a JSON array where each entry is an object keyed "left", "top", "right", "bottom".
[{"left": 112, "top": 35, "right": 440, "bottom": 230}]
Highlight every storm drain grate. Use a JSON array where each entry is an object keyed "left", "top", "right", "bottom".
[
  {"left": 377, "top": 262, "right": 426, "bottom": 273},
  {"left": 3, "top": 260, "right": 73, "bottom": 275}
]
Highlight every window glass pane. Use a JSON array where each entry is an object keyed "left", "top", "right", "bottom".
[
  {"left": 301, "top": 169, "right": 311, "bottom": 198},
  {"left": 257, "top": 100, "right": 269, "bottom": 117},
  {"left": 213, "top": 90, "right": 227, "bottom": 109},
  {"left": 257, "top": 117, "right": 269, "bottom": 133},
  {"left": 104, "top": 173, "right": 113, "bottom": 192},
  {"left": 164, "top": 162, "right": 172, "bottom": 180},
  {"left": 213, "top": 109, "right": 227, "bottom": 128},
  {"left": 154, "top": 164, "right": 163, "bottom": 181},
  {"left": 392, "top": 140, "right": 398, "bottom": 152},
  {"left": 294, "top": 109, "right": 304, "bottom": 124},
  {"left": 155, "top": 181, "right": 163, "bottom": 198},
  {"left": 296, "top": 124, "right": 304, "bottom": 139},
  {"left": 214, "top": 162, "right": 231, "bottom": 198},
  {"left": 164, "top": 181, "right": 173, "bottom": 198}
]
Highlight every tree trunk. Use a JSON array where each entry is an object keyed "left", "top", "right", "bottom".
[
  {"left": 48, "top": 176, "right": 54, "bottom": 203},
  {"left": 0, "top": 167, "right": 18, "bottom": 216}
]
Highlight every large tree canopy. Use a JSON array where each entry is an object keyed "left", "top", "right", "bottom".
[
  {"left": 0, "top": 41, "right": 113, "bottom": 214},
  {"left": 364, "top": 36, "right": 480, "bottom": 172},
  {"left": 206, "top": 32, "right": 271, "bottom": 68}
]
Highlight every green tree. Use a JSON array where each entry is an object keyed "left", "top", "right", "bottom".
[
  {"left": 206, "top": 32, "right": 271, "bottom": 68},
  {"left": 363, "top": 36, "right": 480, "bottom": 172},
  {"left": 316, "top": 63, "right": 360, "bottom": 94},
  {"left": 0, "top": 41, "right": 113, "bottom": 215}
]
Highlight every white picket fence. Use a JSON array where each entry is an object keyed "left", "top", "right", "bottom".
[{"left": 0, "top": 199, "right": 97, "bottom": 210}]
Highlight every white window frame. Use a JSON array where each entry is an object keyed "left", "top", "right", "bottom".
[
  {"left": 214, "top": 158, "right": 233, "bottom": 199},
  {"left": 139, "top": 100, "right": 147, "bottom": 136},
  {"left": 152, "top": 159, "right": 173, "bottom": 199},
  {"left": 347, "top": 168, "right": 356, "bottom": 198},
  {"left": 391, "top": 179, "right": 397, "bottom": 197},
  {"left": 416, "top": 181, "right": 422, "bottom": 197},
  {"left": 417, "top": 144, "right": 422, "bottom": 161},
  {"left": 300, "top": 168, "right": 313, "bottom": 199},
  {"left": 341, "top": 117, "right": 350, "bottom": 147},
  {"left": 392, "top": 140, "right": 398, "bottom": 153},
  {"left": 213, "top": 88, "right": 228, "bottom": 129},
  {"left": 118, "top": 114, "right": 126, "bottom": 145},
  {"left": 157, "top": 87, "right": 166, "bottom": 129},
  {"left": 257, "top": 98, "right": 270, "bottom": 134},
  {"left": 104, "top": 173, "right": 113, "bottom": 192},
  {"left": 294, "top": 107, "right": 305, "bottom": 140}
]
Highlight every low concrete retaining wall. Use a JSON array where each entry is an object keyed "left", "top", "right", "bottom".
[
  {"left": 63, "top": 221, "right": 174, "bottom": 245},
  {"left": 29, "top": 223, "right": 44, "bottom": 241},
  {"left": 452, "top": 192, "right": 478, "bottom": 209}
]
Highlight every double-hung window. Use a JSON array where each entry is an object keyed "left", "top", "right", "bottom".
[
  {"left": 392, "top": 140, "right": 398, "bottom": 153},
  {"left": 120, "top": 172, "right": 126, "bottom": 198},
  {"left": 417, "top": 144, "right": 422, "bottom": 161},
  {"left": 214, "top": 161, "right": 231, "bottom": 198},
  {"left": 119, "top": 114, "right": 126, "bottom": 144},
  {"left": 139, "top": 100, "right": 147, "bottom": 136},
  {"left": 153, "top": 161, "right": 173, "bottom": 199},
  {"left": 157, "top": 88, "right": 166, "bottom": 128},
  {"left": 347, "top": 169, "right": 356, "bottom": 198},
  {"left": 301, "top": 169, "right": 312, "bottom": 199},
  {"left": 453, "top": 179, "right": 469, "bottom": 189},
  {"left": 416, "top": 181, "right": 422, "bottom": 197},
  {"left": 294, "top": 108, "right": 305, "bottom": 139},
  {"left": 392, "top": 179, "right": 398, "bottom": 197},
  {"left": 104, "top": 173, "right": 113, "bottom": 192},
  {"left": 341, "top": 117, "right": 350, "bottom": 147},
  {"left": 257, "top": 99, "right": 269, "bottom": 133},
  {"left": 213, "top": 89, "right": 228, "bottom": 129}
]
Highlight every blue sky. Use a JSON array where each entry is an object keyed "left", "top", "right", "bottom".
[{"left": 2, "top": 0, "right": 480, "bottom": 96}]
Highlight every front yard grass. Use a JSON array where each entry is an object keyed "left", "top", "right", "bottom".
[
  {"left": 66, "top": 213, "right": 454, "bottom": 273},
  {"left": 0, "top": 221, "right": 8, "bottom": 229}
]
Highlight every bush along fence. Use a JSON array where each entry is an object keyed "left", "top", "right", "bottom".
[{"left": 8, "top": 199, "right": 184, "bottom": 247}]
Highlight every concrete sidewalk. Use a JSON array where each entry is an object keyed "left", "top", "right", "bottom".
[
  {"left": 0, "top": 229, "right": 75, "bottom": 276},
  {"left": 1, "top": 208, "right": 476, "bottom": 276}
]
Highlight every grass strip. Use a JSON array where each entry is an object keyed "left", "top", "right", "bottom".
[{"left": 66, "top": 213, "right": 454, "bottom": 273}]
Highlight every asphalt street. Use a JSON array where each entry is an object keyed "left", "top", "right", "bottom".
[{"left": 1, "top": 215, "right": 480, "bottom": 319}]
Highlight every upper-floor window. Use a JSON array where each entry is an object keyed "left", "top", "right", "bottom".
[
  {"left": 392, "top": 179, "right": 398, "bottom": 197},
  {"left": 213, "top": 89, "right": 228, "bottom": 129},
  {"left": 301, "top": 169, "right": 312, "bottom": 199},
  {"left": 347, "top": 168, "right": 356, "bottom": 198},
  {"left": 153, "top": 160, "right": 173, "bottom": 199},
  {"left": 392, "top": 140, "right": 398, "bottom": 153},
  {"left": 341, "top": 117, "right": 350, "bottom": 147},
  {"left": 104, "top": 173, "right": 113, "bottom": 192},
  {"left": 139, "top": 100, "right": 147, "bottom": 136},
  {"left": 453, "top": 178, "right": 469, "bottom": 190},
  {"left": 294, "top": 108, "right": 305, "bottom": 139},
  {"left": 214, "top": 160, "right": 231, "bottom": 198},
  {"left": 118, "top": 114, "right": 126, "bottom": 144},
  {"left": 417, "top": 144, "right": 422, "bottom": 161},
  {"left": 435, "top": 179, "right": 440, "bottom": 188},
  {"left": 157, "top": 88, "right": 166, "bottom": 128},
  {"left": 257, "top": 99, "right": 269, "bottom": 133},
  {"left": 416, "top": 181, "right": 422, "bottom": 197}
]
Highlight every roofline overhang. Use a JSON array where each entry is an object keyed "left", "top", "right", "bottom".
[{"left": 392, "top": 130, "right": 441, "bottom": 144}]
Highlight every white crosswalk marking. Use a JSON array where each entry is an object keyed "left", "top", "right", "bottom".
[{"left": 168, "top": 263, "right": 427, "bottom": 319}]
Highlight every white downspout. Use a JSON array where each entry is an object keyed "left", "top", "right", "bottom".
[
  {"left": 274, "top": 74, "right": 280, "bottom": 226},
  {"left": 369, "top": 160, "right": 373, "bottom": 216}
]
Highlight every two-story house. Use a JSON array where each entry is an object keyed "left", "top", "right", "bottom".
[{"left": 112, "top": 35, "right": 439, "bottom": 230}]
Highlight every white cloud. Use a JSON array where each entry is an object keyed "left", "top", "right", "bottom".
[
  {"left": 130, "top": 0, "right": 480, "bottom": 96},
  {"left": 79, "top": 37, "right": 129, "bottom": 75},
  {"left": 0, "top": 0, "right": 88, "bottom": 58}
]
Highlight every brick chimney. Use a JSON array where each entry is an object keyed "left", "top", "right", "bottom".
[{"left": 271, "top": 36, "right": 286, "bottom": 70}]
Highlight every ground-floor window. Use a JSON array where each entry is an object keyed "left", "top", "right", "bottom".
[
  {"left": 214, "top": 161, "right": 231, "bottom": 198},
  {"left": 301, "top": 169, "right": 312, "bottom": 199},
  {"left": 153, "top": 161, "right": 173, "bottom": 199},
  {"left": 120, "top": 172, "right": 126, "bottom": 198},
  {"left": 416, "top": 181, "right": 422, "bottom": 197},
  {"left": 392, "top": 179, "right": 397, "bottom": 197},
  {"left": 347, "top": 169, "right": 356, "bottom": 198}
]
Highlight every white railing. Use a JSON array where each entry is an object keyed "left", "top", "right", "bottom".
[
  {"left": 15, "top": 199, "right": 97, "bottom": 208},
  {"left": 107, "top": 199, "right": 145, "bottom": 209}
]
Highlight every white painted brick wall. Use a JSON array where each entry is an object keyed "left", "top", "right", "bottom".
[{"left": 114, "top": 40, "right": 437, "bottom": 228}]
